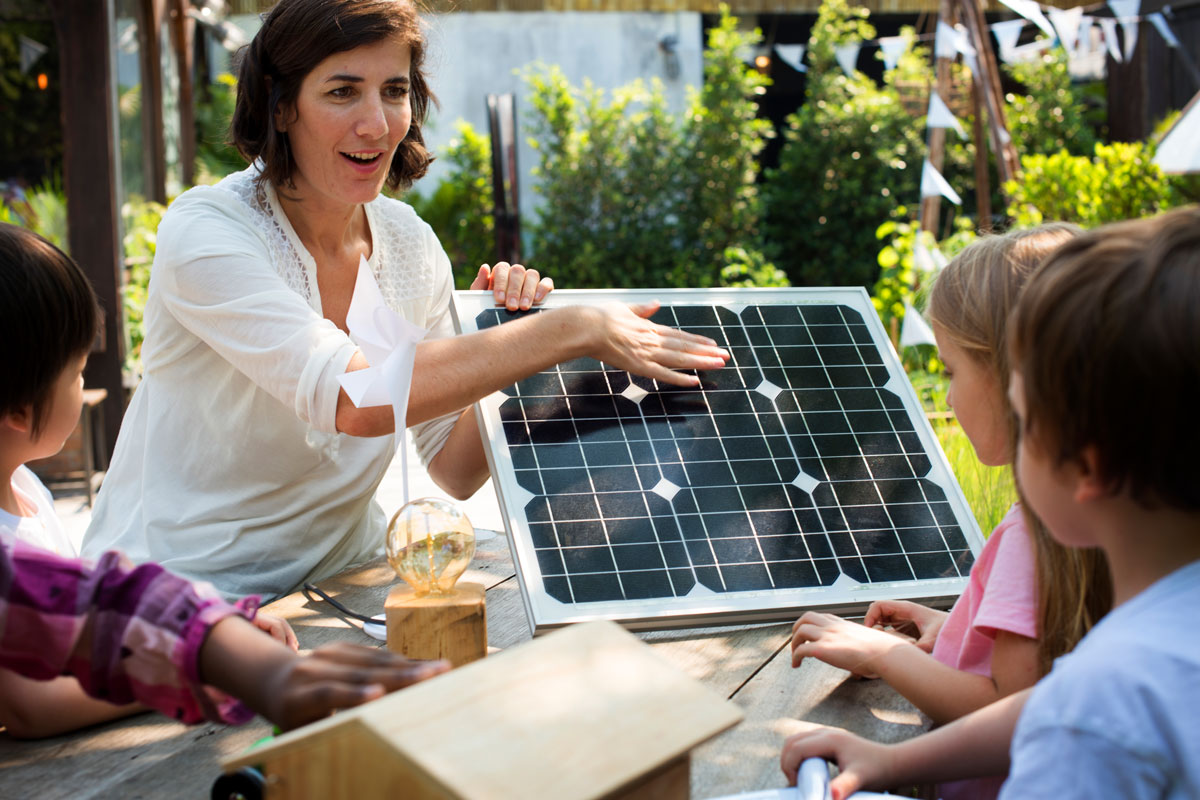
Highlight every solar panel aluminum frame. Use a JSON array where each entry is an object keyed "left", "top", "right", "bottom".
[{"left": 451, "top": 288, "right": 984, "bottom": 635}]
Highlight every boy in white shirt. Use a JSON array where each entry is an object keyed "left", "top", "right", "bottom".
[{"left": 778, "top": 205, "right": 1200, "bottom": 799}]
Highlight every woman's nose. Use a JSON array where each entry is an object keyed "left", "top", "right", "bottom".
[{"left": 356, "top": 97, "right": 389, "bottom": 139}]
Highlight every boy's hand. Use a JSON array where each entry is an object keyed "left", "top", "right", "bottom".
[
  {"left": 263, "top": 642, "right": 450, "bottom": 731},
  {"left": 863, "top": 600, "right": 948, "bottom": 653},
  {"left": 781, "top": 724, "right": 898, "bottom": 800},
  {"left": 791, "top": 612, "right": 910, "bottom": 677},
  {"left": 252, "top": 612, "right": 299, "bottom": 651}
]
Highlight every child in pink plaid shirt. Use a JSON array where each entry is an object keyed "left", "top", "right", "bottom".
[{"left": 0, "top": 223, "right": 447, "bottom": 736}]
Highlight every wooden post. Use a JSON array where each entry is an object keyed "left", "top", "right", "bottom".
[
  {"left": 971, "top": 78, "right": 991, "bottom": 231},
  {"left": 386, "top": 582, "right": 487, "bottom": 667},
  {"left": 920, "top": 0, "right": 955, "bottom": 235},
  {"left": 959, "top": 0, "right": 1020, "bottom": 187},
  {"left": 170, "top": 0, "right": 196, "bottom": 187},
  {"left": 138, "top": 0, "right": 168, "bottom": 203},
  {"left": 48, "top": 0, "right": 127, "bottom": 461}
]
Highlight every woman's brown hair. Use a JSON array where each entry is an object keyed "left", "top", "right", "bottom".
[
  {"left": 927, "top": 223, "right": 1112, "bottom": 676},
  {"left": 230, "top": 0, "right": 435, "bottom": 192}
]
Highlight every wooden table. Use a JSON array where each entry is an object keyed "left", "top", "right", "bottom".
[{"left": 0, "top": 534, "right": 927, "bottom": 799}]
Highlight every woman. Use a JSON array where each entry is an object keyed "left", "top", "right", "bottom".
[{"left": 83, "top": 0, "right": 727, "bottom": 600}]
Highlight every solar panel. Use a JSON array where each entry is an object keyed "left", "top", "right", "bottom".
[{"left": 451, "top": 289, "right": 983, "bottom": 633}]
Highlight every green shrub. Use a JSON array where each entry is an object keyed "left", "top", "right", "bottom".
[
  {"left": 1004, "top": 48, "right": 1100, "bottom": 158},
  {"left": 523, "top": 6, "right": 772, "bottom": 289},
  {"left": 121, "top": 196, "right": 166, "bottom": 376},
  {"left": 761, "top": 2, "right": 927, "bottom": 289},
  {"left": 194, "top": 73, "right": 244, "bottom": 183},
  {"left": 1005, "top": 141, "right": 1172, "bottom": 227},
  {"left": 403, "top": 122, "right": 496, "bottom": 289}
]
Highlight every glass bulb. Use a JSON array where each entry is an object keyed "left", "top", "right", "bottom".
[{"left": 386, "top": 497, "right": 476, "bottom": 597}]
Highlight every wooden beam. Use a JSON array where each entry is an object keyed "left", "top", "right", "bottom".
[
  {"left": 138, "top": 0, "right": 168, "bottom": 203},
  {"left": 170, "top": 0, "right": 196, "bottom": 187},
  {"left": 959, "top": 0, "right": 1019, "bottom": 186},
  {"left": 920, "top": 0, "right": 954, "bottom": 235},
  {"left": 48, "top": 0, "right": 126, "bottom": 460}
]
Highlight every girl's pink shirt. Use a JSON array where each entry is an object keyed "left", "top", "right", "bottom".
[{"left": 932, "top": 503, "right": 1038, "bottom": 800}]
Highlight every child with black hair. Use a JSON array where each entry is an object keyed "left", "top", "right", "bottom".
[
  {"left": 779, "top": 206, "right": 1200, "bottom": 799},
  {"left": 0, "top": 223, "right": 447, "bottom": 737}
]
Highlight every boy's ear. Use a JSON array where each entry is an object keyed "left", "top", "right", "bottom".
[{"left": 1072, "top": 445, "right": 1108, "bottom": 503}]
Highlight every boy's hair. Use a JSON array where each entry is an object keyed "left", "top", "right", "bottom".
[
  {"left": 929, "top": 222, "right": 1111, "bottom": 675},
  {"left": 1010, "top": 205, "right": 1200, "bottom": 511},
  {"left": 0, "top": 224, "right": 99, "bottom": 436}
]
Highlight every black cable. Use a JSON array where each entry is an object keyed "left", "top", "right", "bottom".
[{"left": 302, "top": 582, "right": 382, "bottom": 625}]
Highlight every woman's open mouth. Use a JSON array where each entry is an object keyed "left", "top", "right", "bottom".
[{"left": 342, "top": 152, "right": 383, "bottom": 166}]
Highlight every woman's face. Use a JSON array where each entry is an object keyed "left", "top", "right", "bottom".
[{"left": 277, "top": 38, "right": 412, "bottom": 209}]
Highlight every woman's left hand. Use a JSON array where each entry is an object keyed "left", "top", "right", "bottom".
[
  {"left": 471, "top": 262, "right": 554, "bottom": 311},
  {"left": 253, "top": 612, "right": 300, "bottom": 651}
]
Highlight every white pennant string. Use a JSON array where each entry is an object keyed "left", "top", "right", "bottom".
[
  {"left": 1153, "top": 97, "right": 1200, "bottom": 174},
  {"left": 998, "top": 0, "right": 1058, "bottom": 39},
  {"left": 992, "top": 19, "right": 1026, "bottom": 64},
  {"left": 835, "top": 42, "right": 862, "bottom": 77},
  {"left": 900, "top": 301, "right": 938, "bottom": 348},
  {"left": 921, "top": 159, "right": 963, "bottom": 205},
  {"left": 19, "top": 35, "right": 48, "bottom": 75},
  {"left": 1108, "top": 0, "right": 1141, "bottom": 60},
  {"left": 935, "top": 21, "right": 959, "bottom": 59},
  {"left": 878, "top": 36, "right": 909, "bottom": 71},
  {"left": 1148, "top": 12, "right": 1179, "bottom": 47},
  {"left": 913, "top": 237, "right": 937, "bottom": 273},
  {"left": 1121, "top": 18, "right": 1140, "bottom": 60},
  {"left": 1099, "top": 17, "right": 1124, "bottom": 61},
  {"left": 927, "top": 91, "right": 966, "bottom": 138},
  {"left": 775, "top": 43, "right": 807, "bottom": 72},
  {"left": 1076, "top": 16, "right": 1096, "bottom": 57},
  {"left": 1048, "top": 6, "right": 1085, "bottom": 52},
  {"left": 336, "top": 255, "right": 428, "bottom": 505}
]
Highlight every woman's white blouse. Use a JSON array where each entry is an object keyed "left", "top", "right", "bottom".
[{"left": 82, "top": 165, "right": 459, "bottom": 600}]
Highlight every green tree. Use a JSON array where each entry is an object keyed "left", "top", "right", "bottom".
[{"left": 1004, "top": 48, "right": 1099, "bottom": 158}]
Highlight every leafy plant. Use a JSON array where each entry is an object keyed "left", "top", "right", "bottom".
[
  {"left": 1004, "top": 48, "right": 1100, "bottom": 158},
  {"left": 194, "top": 73, "right": 244, "bottom": 183},
  {"left": 523, "top": 6, "right": 772, "bottom": 289},
  {"left": 121, "top": 196, "right": 166, "bottom": 376},
  {"left": 1005, "top": 141, "right": 1172, "bottom": 227},
  {"left": 761, "top": 2, "right": 927, "bottom": 289},
  {"left": 718, "top": 246, "right": 789, "bottom": 288},
  {"left": 403, "top": 122, "right": 496, "bottom": 289}
]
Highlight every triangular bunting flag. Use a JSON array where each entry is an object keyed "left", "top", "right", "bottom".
[
  {"left": 835, "top": 43, "right": 862, "bottom": 77},
  {"left": 878, "top": 36, "right": 909, "bottom": 71},
  {"left": 900, "top": 301, "right": 938, "bottom": 348},
  {"left": 913, "top": 237, "right": 937, "bottom": 273},
  {"left": 1108, "top": 0, "right": 1139, "bottom": 19},
  {"left": 1076, "top": 16, "right": 1096, "bottom": 58},
  {"left": 921, "top": 160, "right": 963, "bottom": 205},
  {"left": 1099, "top": 17, "right": 1124, "bottom": 62},
  {"left": 1121, "top": 18, "right": 1139, "bottom": 60},
  {"left": 775, "top": 43, "right": 807, "bottom": 72},
  {"left": 927, "top": 91, "right": 966, "bottom": 138},
  {"left": 18, "top": 35, "right": 47, "bottom": 75},
  {"left": 1048, "top": 6, "right": 1085, "bottom": 52},
  {"left": 992, "top": 19, "right": 1026, "bottom": 64},
  {"left": 998, "top": 0, "right": 1057, "bottom": 39},
  {"left": 1148, "top": 13, "right": 1179, "bottom": 48},
  {"left": 1154, "top": 93, "right": 1200, "bottom": 174},
  {"left": 931, "top": 246, "right": 950, "bottom": 270},
  {"left": 936, "top": 21, "right": 959, "bottom": 59}
]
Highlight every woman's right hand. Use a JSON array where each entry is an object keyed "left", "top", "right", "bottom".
[
  {"left": 579, "top": 301, "right": 729, "bottom": 386},
  {"left": 863, "top": 600, "right": 948, "bottom": 653}
]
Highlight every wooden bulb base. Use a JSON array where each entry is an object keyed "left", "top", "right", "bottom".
[{"left": 384, "top": 581, "right": 487, "bottom": 667}]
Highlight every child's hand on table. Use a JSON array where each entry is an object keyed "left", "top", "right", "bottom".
[
  {"left": 791, "top": 612, "right": 913, "bottom": 678},
  {"left": 781, "top": 724, "right": 897, "bottom": 800},
  {"left": 863, "top": 600, "right": 948, "bottom": 654}
]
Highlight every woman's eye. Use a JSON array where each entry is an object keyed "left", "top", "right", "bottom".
[
  {"left": 385, "top": 85, "right": 410, "bottom": 100},
  {"left": 329, "top": 86, "right": 354, "bottom": 98}
]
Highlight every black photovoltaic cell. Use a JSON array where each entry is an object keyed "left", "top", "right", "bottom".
[{"left": 471, "top": 300, "right": 976, "bottom": 612}]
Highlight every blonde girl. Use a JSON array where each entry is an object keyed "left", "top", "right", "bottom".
[{"left": 786, "top": 224, "right": 1111, "bottom": 800}]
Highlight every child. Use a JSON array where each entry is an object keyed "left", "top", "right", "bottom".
[
  {"left": 0, "top": 223, "right": 448, "bottom": 735},
  {"left": 780, "top": 205, "right": 1200, "bottom": 799},
  {"left": 787, "top": 224, "right": 1110, "bottom": 799}
]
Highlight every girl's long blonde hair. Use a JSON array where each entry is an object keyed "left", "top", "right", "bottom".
[{"left": 927, "top": 223, "right": 1112, "bottom": 676}]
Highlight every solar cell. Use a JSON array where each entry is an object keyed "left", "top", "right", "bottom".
[{"left": 451, "top": 289, "right": 983, "bottom": 633}]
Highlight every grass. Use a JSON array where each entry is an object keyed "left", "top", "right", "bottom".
[{"left": 910, "top": 370, "right": 1017, "bottom": 537}]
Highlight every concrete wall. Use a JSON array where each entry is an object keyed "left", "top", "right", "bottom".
[{"left": 216, "top": 12, "right": 704, "bottom": 225}]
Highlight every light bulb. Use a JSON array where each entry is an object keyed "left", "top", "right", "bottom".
[{"left": 386, "top": 497, "right": 476, "bottom": 597}]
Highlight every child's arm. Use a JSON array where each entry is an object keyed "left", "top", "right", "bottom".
[
  {"left": 0, "top": 670, "right": 143, "bottom": 739},
  {"left": 791, "top": 612, "right": 1038, "bottom": 725},
  {"left": 780, "top": 687, "right": 1032, "bottom": 800}
]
